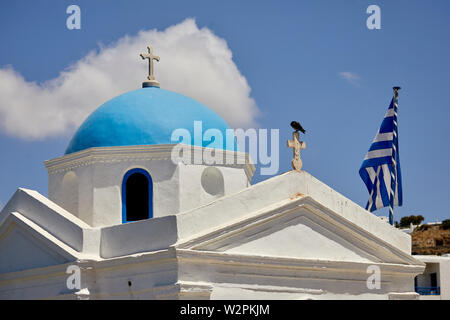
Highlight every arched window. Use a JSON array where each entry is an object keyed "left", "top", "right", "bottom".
[{"left": 122, "top": 168, "right": 153, "bottom": 223}]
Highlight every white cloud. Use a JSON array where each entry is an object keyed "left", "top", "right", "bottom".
[
  {"left": 0, "top": 19, "right": 259, "bottom": 140},
  {"left": 339, "top": 71, "right": 361, "bottom": 87}
]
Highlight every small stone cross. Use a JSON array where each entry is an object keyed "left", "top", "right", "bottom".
[
  {"left": 140, "top": 45, "right": 160, "bottom": 87},
  {"left": 287, "top": 131, "right": 306, "bottom": 171}
]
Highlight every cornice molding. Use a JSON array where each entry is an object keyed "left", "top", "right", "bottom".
[
  {"left": 44, "top": 144, "right": 255, "bottom": 181},
  {"left": 175, "top": 249, "right": 425, "bottom": 276}
]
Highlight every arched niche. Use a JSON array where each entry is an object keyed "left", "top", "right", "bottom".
[{"left": 61, "top": 171, "right": 79, "bottom": 216}]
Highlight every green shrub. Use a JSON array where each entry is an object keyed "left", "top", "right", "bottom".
[
  {"left": 442, "top": 219, "right": 450, "bottom": 230},
  {"left": 399, "top": 215, "right": 425, "bottom": 228}
]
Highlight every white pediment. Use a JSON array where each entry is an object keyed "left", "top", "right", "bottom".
[
  {"left": 0, "top": 213, "right": 77, "bottom": 274},
  {"left": 178, "top": 197, "right": 421, "bottom": 266},
  {"left": 224, "top": 216, "right": 373, "bottom": 262}
]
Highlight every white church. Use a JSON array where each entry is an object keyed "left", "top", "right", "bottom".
[{"left": 0, "top": 47, "right": 427, "bottom": 300}]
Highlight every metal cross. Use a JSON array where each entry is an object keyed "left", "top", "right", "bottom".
[
  {"left": 140, "top": 45, "right": 160, "bottom": 81},
  {"left": 287, "top": 131, "right": 306, "bottom": 171}
]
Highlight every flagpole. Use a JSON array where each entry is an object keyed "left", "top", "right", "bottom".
[{"left": 389, "top": 86, "right": 401, "bottom": 225}]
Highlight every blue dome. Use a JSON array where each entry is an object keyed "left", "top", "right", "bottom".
[{"left": 65, "top": 87, "right": 235, "bottom": 154}]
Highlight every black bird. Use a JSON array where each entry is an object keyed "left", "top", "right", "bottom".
[{"left": 290, "top": 121, "right": 306, "bottom": 134}]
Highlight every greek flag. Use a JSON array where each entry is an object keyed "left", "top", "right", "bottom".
[{"left": 359, "top": 90, "right": 402, "bottom": 225}]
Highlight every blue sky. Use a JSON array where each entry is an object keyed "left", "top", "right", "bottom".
[{"left": 0, "top": 0, "right": 449, "bottom": 223}]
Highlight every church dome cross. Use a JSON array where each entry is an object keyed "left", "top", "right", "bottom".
[{"left": 140, "top": 45, "right": 160, "bottom": 88}]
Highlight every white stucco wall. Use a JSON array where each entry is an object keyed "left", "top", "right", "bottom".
[
  {"left": 0, "top": 176, "right": 424, "bottom": 300},
  {"left": 45, "top": 145, "right": 253, "bottom": 228},
  {"left": 1, "top": 152, "right": 424, "bottom": 300},
  {"left": 179, "top": 164, "right": 249, "bottom": 213}
]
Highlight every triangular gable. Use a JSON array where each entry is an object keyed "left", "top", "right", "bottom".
[
  {"left": 0, "top": 188, "right": 90, "bottom": 253},
  {"left": 0, "top": 213, "right": 78, "bottom": 274},
  {"left": 178, "top": 196, "right": 423, "bottom": 266},
  {"left": 223, "top": 215, "right": 373, "bottom": 263},
  {"left": 175, "top": 171, "right": 412, "bottom": 256}
]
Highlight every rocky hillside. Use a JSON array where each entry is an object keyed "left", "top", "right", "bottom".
[{"left": 411, "top": 223, "right": 450, "bottom": 256}]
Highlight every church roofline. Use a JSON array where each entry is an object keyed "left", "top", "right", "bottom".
[
  {"left": 174, "top": 170, "right": 413, "bottom": 254},
  {"left": 0, "top": 170, "right": 420, "bottom": 265}
]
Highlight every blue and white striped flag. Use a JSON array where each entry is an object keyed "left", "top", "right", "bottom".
[{"left": 359, "top": 89, "right": 402, "bottom": 225}]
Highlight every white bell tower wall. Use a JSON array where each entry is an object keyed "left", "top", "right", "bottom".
[{"left": 45, "top": 145, "right": 254, "bottom": 227}]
